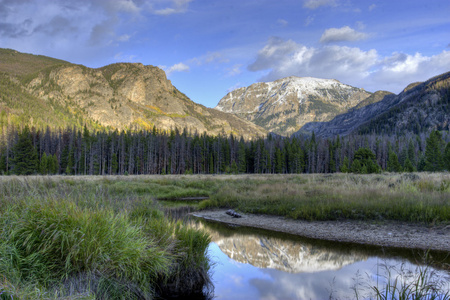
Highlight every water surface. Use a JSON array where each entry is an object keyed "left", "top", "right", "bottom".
[{"left": 195, "top": 219, "right": 449, "bottom": 300}]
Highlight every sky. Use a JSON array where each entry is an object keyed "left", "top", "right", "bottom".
[{"left": 1, "top": 0, "right": 450, "bottom": 108}]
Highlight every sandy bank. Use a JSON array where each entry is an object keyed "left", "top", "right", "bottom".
[{"left": 192, "top": 210, "right": 450, "bottom": 252}]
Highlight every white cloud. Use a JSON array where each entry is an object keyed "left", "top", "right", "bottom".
[
  {"left": 248, "top": 37, "right": 377, "bottom": 83},
  {"left": 0, "top": 0, "right": 143, "bottom": 50},
  {"left": 189, "top": 51, "right": 230, "bottom": 66},
  {"left": 88, "top": 18, "right": 116, "bottom": 46},
  {"left": 277, "top": 19, "right": 288, "bottom": 27},
  {"left": 372, "top": 51, "right": 450, "bottom": 87},
  {"left": 107, "top": 0, "right": 141, "bottom": 14},
  {"left": 369, "top": 4, "right": 376, "bottom": 11},
  {"left": 164, "top": 62, "right": 190, "bottom": 75},
  {"left": 320, "top": 26, "right": 368, "bottom": 43},
  {"left": 248, "top": 37, "right": 300, "bottom": 72},
  {"left": 303, "top": 0, "right": 337, "bottom": 9},
  {"left": 117, "top": 34, "right": 130, "bottom": 42},
  {"left": 305, "top": 15, "right": 315, "bottom": 26},
  {"left": 114, "top": 52, "right": 137, "bottom": 62},
  {"left": 356, "top": 21, "right": 365, "bottom": 30},
  {"left": 226, "top": 64, "right": 243, "bottom": 77},
  {"left": 152, "top": 0, "right": 192, "bottom": 15},
  {"left": 226, "top": 82, "right": 243, "bottom": 93},
  {"left": 247, "top": 37, "right": 450, "bottom": 93}
]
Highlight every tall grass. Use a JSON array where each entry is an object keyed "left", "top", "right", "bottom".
[
  {"left": 0, "top": 177, "right": 212, "bottom": 299},
  {"left": 198, "top": 173, "right": 450, "bottom": 224},
  {"left": 372, "top": 263, "right": 450, "bottom": 300},
  {"left": 1, "top": 174, "right": 448, "bottom": 298}
]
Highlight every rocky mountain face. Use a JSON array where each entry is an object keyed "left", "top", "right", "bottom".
[
  {"left": 215, "top": 76, "right": 371, "bottom": 136},
  {"left": 0, "top": 49, "right": 266, "bottom": 138},
  {"left": 297, "top": 72, "right": 450, "bottom": 138}
]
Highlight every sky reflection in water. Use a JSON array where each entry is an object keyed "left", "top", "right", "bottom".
[{"left": 204, "top": 223, "right": 449, "bottom": 300}]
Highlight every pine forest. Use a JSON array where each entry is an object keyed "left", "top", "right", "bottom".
[{"left": 1, "top": 123, "right": 449, "bottom": 176}]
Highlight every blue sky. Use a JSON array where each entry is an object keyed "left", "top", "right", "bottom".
[{"left": 1, "top": 0, "right": 449, "bottom": 108}]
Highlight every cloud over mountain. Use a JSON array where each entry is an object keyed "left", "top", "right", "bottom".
[
  {"left": 248, "top": 37, "right": 450, "bottom": 94},
  {"left": 0, "top": 0, "right": 193, "bottom": 65},
  {"left": 163, "top": 62, "right": 190, "bottom": 75},
  {"left": 248, "top": 37, "right": 377, "bottom": 84}
]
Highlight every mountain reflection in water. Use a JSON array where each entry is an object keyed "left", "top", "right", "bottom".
[
  {"left": 191, "top": 219, "right": 450, "bottom": 300},
  {"left": 214, "top": 234, "right": 367, "bottom": 273},
  {"left": 195, "top": 219, "right": 367, "bottom": 273}
]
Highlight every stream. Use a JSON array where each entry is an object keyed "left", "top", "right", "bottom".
[{"left": 164, "top": 207, "right": 450, "bottom": 299}]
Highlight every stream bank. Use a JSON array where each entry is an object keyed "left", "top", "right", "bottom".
[{"left": 192, "top": 209, "right": 450, "bottom": 252}]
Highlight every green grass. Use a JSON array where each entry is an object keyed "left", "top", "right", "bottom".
[
  {"left": 371, "top": 263, "right": 450, "bottom": 300},
  {"left": 0, "top": 174, "right": 448, "bottom": 298},
  {"left": 0, "top": 177, "right": 211, "bottom": 299},
  {"left": 196, "top": 173, "right": 450, "bottom": 224}
]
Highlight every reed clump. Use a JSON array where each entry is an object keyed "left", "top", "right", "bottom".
[
  {"left": 0, "top": 177, "right": 211, "bottom": 299},
  {"left": 371, "top": 262, "right": 450, "bottom": 300}
]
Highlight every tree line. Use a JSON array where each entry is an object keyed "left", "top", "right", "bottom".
[{"left": 1, "top": 124, "right": 449, "bottom": 175}]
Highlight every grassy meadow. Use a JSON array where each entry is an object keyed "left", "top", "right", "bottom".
[
  {"left": 198, "top": 172, "right": 450, "bottom": 224},
  {"left": 0, "top": 172, "right": 449, "bottom": 299}
]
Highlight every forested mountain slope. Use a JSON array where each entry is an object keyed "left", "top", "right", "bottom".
[
  {"left": 215, "top": 76, "right": 371, "bottom": 136},
  {"left": 298, "top": 72, "right": 450, "bottom": 137},
  {"left": 0, "top": 49, "right": 266, "bottom": 138}
]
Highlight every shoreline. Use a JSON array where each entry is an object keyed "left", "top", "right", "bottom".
[{"left": 192, "top": 209, "right": 450, "bottom": 252}]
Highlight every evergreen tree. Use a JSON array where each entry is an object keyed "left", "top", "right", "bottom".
[
  {"left": 237, "top": 140, "right": 246, "bottom": 173},
  {"left": 230, "top": 161, "right": 238, "bottom": 174},
  {"left": 407, "top": 139, "right": 416, "bottom": 164},
  {"left": 39, "top": 152, "right": 49, "bottom": 174},
  {"left": 444, "top": 142, "right": 450, "bottom": 171},
  {"left": 351, "top": 159, "right": 362, "bottom": 173},
  {"left": 11, "top": 126, "right": 38, "bottom": 175},
  {"left": 66, "top": 148, "right": 75, "bottom": 175},
  {"left": 60, "top": 144, "right": 69, "bottom": 173},
  {"left": 403, "top": 158, "right": 416, "bottom": 172},
  {"left": 417, "top": 155, "right": 426, "bottom": 172},
  {"left": 424, "top": 130, "right": 444, "bottom": 171},
  {"left": 387, "top": 149, "right": 402, "bottom": 172},
  {"left": 340, "top": 156, "right": 350, "bottom": 173},
  {"left": 111, "top": 152, "right": 119, "bottom": 174},
  {"left": 351, "top": 147, "right": 380, "bottom": 174},
  {"left": 275, "top": 147, "right": 283, "bottom": 173},
  {"left": 49, "top": 154, "right": 59, "bottom": 174},
  {"left": 209, "top": 153, "right": 214, "bottom": 174},
  {"left": 0, "top": 154, "right": 6, "bottom": 174}
]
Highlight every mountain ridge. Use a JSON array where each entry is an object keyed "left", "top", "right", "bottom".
[
  {"left": 297, "top": 71, "right": 450, "bottom": 137},
  {"left": 215, "top": 76, "right": 372, "bottom": 136},
  {"left": 0, "top": 48, "right": 267, "bottom": 138}
]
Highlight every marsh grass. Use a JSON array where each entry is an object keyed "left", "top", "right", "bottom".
[
  {"left": 198, "top": 173, "right": 450, "bottom": 224},
  {"left": 0, "top": 177, "right": 212, "bottom": 299},
  {"left": 1, "top": 173, "right": 449, "bottom": 298},
  {"left": 371, "top": 262, "right": 450, "bottom": 300}
]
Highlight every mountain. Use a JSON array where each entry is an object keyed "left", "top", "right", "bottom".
[
  {"left": 215, "top": 76, "right": 372, "bottom": 136},
  {"left": 297, "top": 72, "right": 450, "bottom": 138},
  {"left": 0, "top": 49, "right": 266, "bottom": 138}
]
